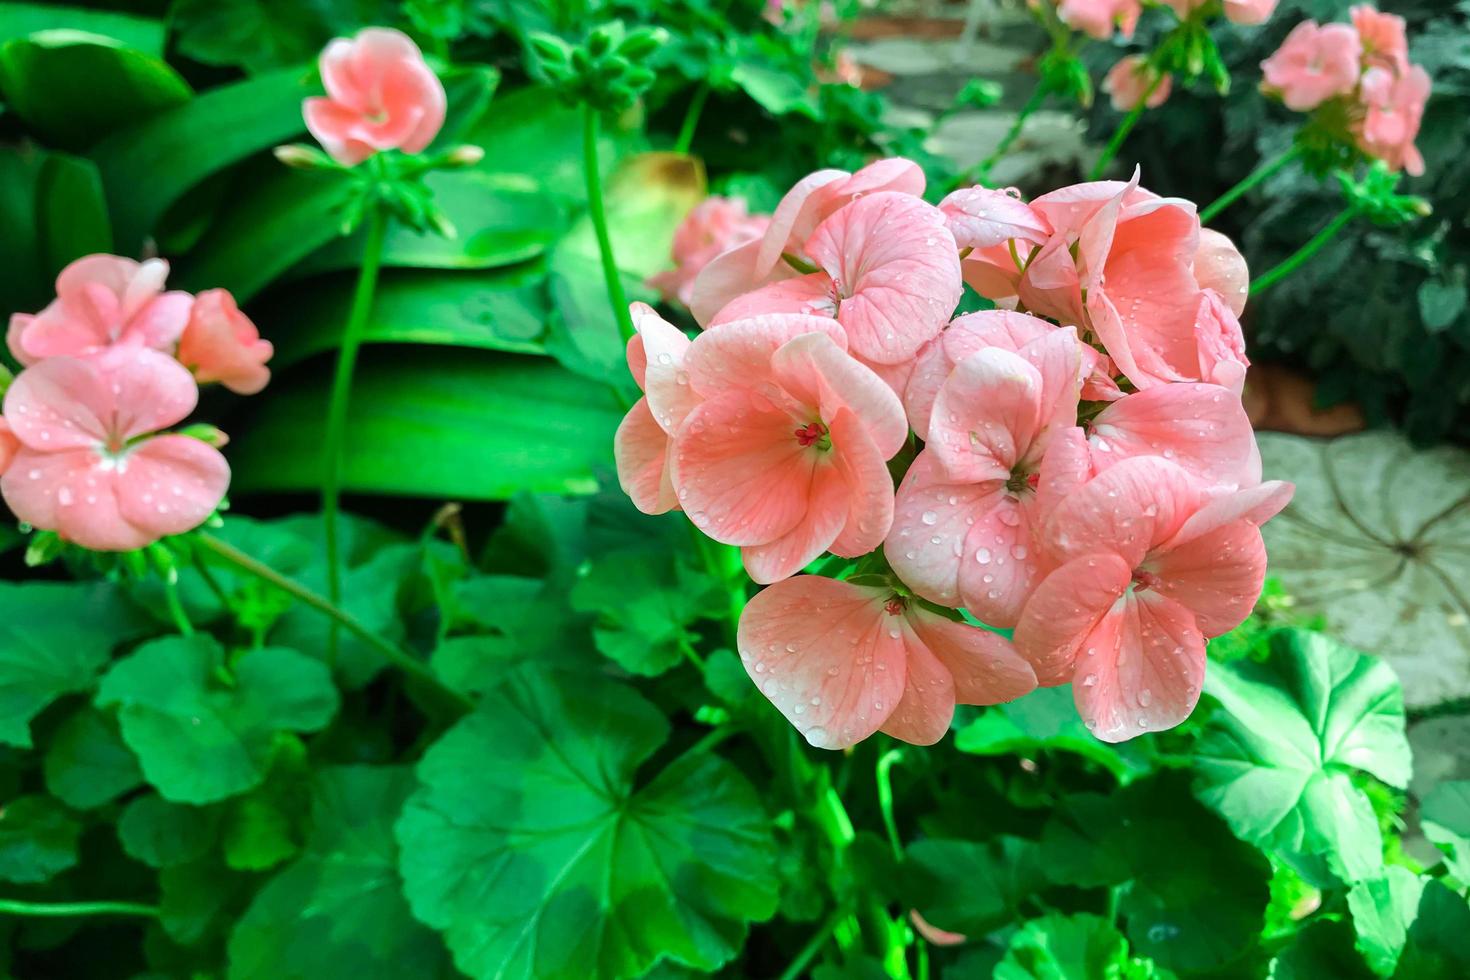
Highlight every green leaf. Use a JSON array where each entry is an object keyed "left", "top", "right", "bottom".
[
  {"left": 118, "top": 793, "right": 221, "bottom": 869},
  {"left": 1418, "top": 280, "right": 1467, "bottom": 333},
  {"left": 396, "top": 669, "right": 779, "bottom": 980},
  {"left": 1193, "top": 629, "right": 1411, "bottom": 883},
  {"left": 570, "top": 550, "right": 720, "bottom": 676},
  {"left": 221, "top": 791, "right": 298, "bottom": 872},
  {"left": 263, "top": 265, "right": 550, "bottom": 369},
  {"left": 1421, "top": 780, "right": 1470, "bottom": 883},
  {"left": 0, "top": 3, "right": 165, "bottom": 53},
  {"left": 228, "top": 766, "right": 454, "bottom": 980},
  {"left": 97, "top": 636, "right": 339, "bottom": 804},
  {"left": 171, "top": 0, "right": 361, "bottom": 73},
  {"left": 994, "top": 913, "right": 1132, "bottom": 980},
  {"left": 34, "top": 152, "right": 113, "bottom": 273},
  {"left": 160, "top": 856, "right": 254, "bottom": 946},
  {"left": 0, "top": 31, "right": 191, "bottom": 148},
  {"left": 228, "top": 348, "right": 622, "bottom": 500},
  {"left": 1391, "top": 881, "right": 1470, "bottom": 979},
  {"left": 0, "top": 580, "right": 151, "bottom": 749},
  {"left": 42, "top": 707, "right": 143, "bottom": 810},
  {"left": 901, "top": 837, "right": 1043, "bottom": 937},
  {"left": 730, "top": 61, "right": 818, "bottom": 118},
  {"left": 955, "top": 684, "right": 1154, "bottom": 782},
  {"left": 1270, "top": 918, "right": 1375, "bottom": 980},
  {"left": 92, "top": 66, "right": 314, "bottom": 250},
  {"left": 1348, "top": 866, "right": 1425, "bottom": 976},
  {"left": 0, "top": 795, "right": 80, "bottom": 884}
]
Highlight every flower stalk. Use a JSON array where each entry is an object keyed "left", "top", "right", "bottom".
[
  {"left": 1200, "top": 146, "right": 1302, "bottom": 224},
  {"left": 1250, "top": 204, "right": 1359, "bottom": 295},
  {"left": 1089, "top": 71, "right": 1165, "bottom": 180},
  {"left": 583, "top": 104, "right": 636, "bottom": 344}
]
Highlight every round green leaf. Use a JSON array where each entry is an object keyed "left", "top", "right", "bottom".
[
  {"left": 0, "top": 795, "right": 80, "bottom": 884},
  {"left": 117, "top": 793, "right": 220, "bottom": 869},
  {"left": 1193, "top": 629, "right": 1411, "bottom": 883},
  {"left": 42, "top": 706, "right": 143, "bottom": 810},
  {"left": 901, "top": 837, "right": 1044, "bottom": 937},
  {"left": 395, "top": 669, "right": 779, "bottom": 980},
  {"left": 993, "top": 913, "right": 1133, "bottom": 980},
  {"left": 96, "top": 635, "right": 339, "bottom": 804}
]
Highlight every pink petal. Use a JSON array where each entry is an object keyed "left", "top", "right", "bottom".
[
  {"left": 1015, "top": 326, "right": 1085, "bottom": 442},
  {"left": 176, "top": 289, "right": 269, "bottom": 395},
  {"left": 1, "top": 448, "right": 122, "bottom": 546},
  {"left": 683, "top": 314, "right": 845, "bottom": 399},
  {"left": 1194, "top": 229, "right": 1249, "bottom": 317},
  {"left": 904, "top": 310, "right": 1053, "bottom": 441},
  {"left": 736, "top": 576, "right": 908, "bottom": 749},
  {"left": 938, "top": 186, "right": 1052, "bottom": 250},
  {"left": 671, "top": 393, "right": 816, "bottom": 546},
  {"left": 1089, "top": 383, "right": 1261, "bottom": 491},
  {"left": 628, "top": 303, "right": 698, "bottom": 435},
  {"left": 1035, "top": 426, "right": 1093, "bottom": 526},
  {"left": 805, "top": 192, "right": 961, "bottom": 365},
  {"left": 879, "top": 629, "right": 956, "bottom": 745},
  {"left": 112, "top": 435, "right": 230, "bottom": 542},
  {"left": 1017, "top": 236, "right": 1085, "bottom": 326},
  {"left": 827, "top": 409, "right": 896, "bottom": 558},
  {"left": 886, "top": 452, "right": 1002, "bottom": 608},
  {"left": 1044, "top": 456, "right": 1200, "bottom": 570},
  {"left": 1147, "top": 520, "right": 1266, "bottom": 637},
  {"left": 1162, "top": 479, "right": 1294, "bottom": 549},
  {"left": 929, "top": 347, "right": 1041, "bottom": 484},
  {"left": 741, "top": 462, "right": 848, "bottom": 584},
  {"left": 614, "top": 398, "right": 677, "bottom": 515},
  {"left": 1073, "top": 590, "right": 1205, "bottom": 743},
  {"left": 1013, "top": 553, "right": 1132, "bottom": 686},
  {"left": 709, "top": 273, "right": 837, "bottom": 326},
  {"left": 303, "top": 98, "right": 375, "bottom": 166},
  {"left": 956, "top": 491, "right": 1042, "bottom": 628},
  {"left": 755, "top": 169, "right": 849, "bottom": 274},
  {"left": 771, "top": 332, "right": 908, "bottom": 458},
  {"left": 906, "top": 608, "right": 1037, "bottom": 704},
  {"left": 126, "top": 292, "right": 192, "bottom": 353}
]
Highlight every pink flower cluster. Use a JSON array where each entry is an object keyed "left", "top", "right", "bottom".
[
  {"left": 613, "top": 158, "right": 1292, "bottom": 747},
  {"left": 304, "top": 28, "right": 446, "bottom": 167},
  {"left": 648, "top": 197, "right": 771, "bottom": 309},
  {"left": 0, "top": 255, "right": 272, "bottom": 551},
  {"left": 1059, "top": 0, "right": 1274, "bottom": 41},
  {"left": 1261, "top": 6, "right": 1430, "bottom": 175}
]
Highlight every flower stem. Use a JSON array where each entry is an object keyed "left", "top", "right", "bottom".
[
  {"left": 0, "top": 899, "right": 158, "bottom": 919},
  {"left": 674, "top": 82, "right": 710, "bottom": 155},
  {"left": 1200, "top": 146, "right": 1301, "bottom": 224},
  {"left": 194, "top": 532, "right": 473, "bottom": 717},
  {"left": 875, "top": 747, "right": 905, "bottom": 860},
  {"left": 161, "top": 572, "right": 194, "bottom": 638},
  {"left": 1088, "top": 73, "right": 1163, "bottom": 180},
  {"left": 777, "top": 906, "right": 849, "bottom": 980},
  {"left": 321, "top": 202, "right": 389, "bottom": 668},
  {"left": 1250, "top": 206, "right": 1358, "bottom": 296},
  {"left": 583, "top": 104, "right": 635, "bottom": 343},
  {"left": 946, "top": 84, "right": 1049, "bottom": 193}
]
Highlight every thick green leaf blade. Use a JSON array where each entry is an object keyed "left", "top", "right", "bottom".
[
  {"left": 395, "top": 669, "right": 779, "bottom": 980},
  {"left": 1348, "top": 866, "right": 1426, "bottom": 976},
  {"left": 1193, "top": 629, "right": 1411, "bottom": 883},
  {"left": 97, "top": 635, "right": 339, "bottom": 804},
  {"left": 1391, "top": 881, "right": 1470, "bottom": 979},
  {"left": 42, "top": 706, "right": 143, "bottom": 810},
  {"left": 0, "top": 3, "right": 165, "bottom": 52},
  {"left": 34, "top": 151, "right": 113, "bottom": 272},
  {"left": 228, "top": 766, "right": 455, "bottom": 980},
  {"left": 0, "top": 30, "right": 191, "bottom": 148},
  {"left": 228, "top": 348, "right": 621, "bottom": 499}
]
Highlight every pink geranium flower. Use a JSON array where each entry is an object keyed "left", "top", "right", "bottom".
[
  {"left": 1351, "top": 5, "right": 1410, "bottom": 73},
  {"left": 886, "top": 329, "right": 1084, "bottom": 627},
  {"left": 647, "top": 197, "right": 771, "bottom": 309},
  {"left": 1103, "top": 56, "right": 1172, "bottom": 112},
  {"left": 1260, "top": 21, "right": 1363, "bottom": 112},
  {"left": 737, "top": 575, "right": 1037, "bottom": 748},
  {"left": 614, "top": 303, "right": 700, "bottom": 516},
  {"left": 1356, "top": 65, "right": 1430, "bottom": 177},
  {"left": 689, "top": 158, "right": 925, "bottom": 324},
  {"left": 1014, "top": 457, "right": 1292, "bottom": 741},
  {"left": 710, "top": 191, "right": 962, "bottom": 369},
  {"left": 1224, "top": 0, "right": 1277, "bottom": 26},
  {"left": 671, "top": 315, "right": 909, "bottom": 583},
  {"left": 1057, "top": 0, "right": 1141, "bottom": 40},
  {"left": 303, "top": 28, "right": 447, "bottom": 166},
  {"left": 176, "top": 289, "right": 274, "bottom": 395},
  {"left": 0, "top": 348, "right": 230, "bottom": 552},
  {"left": 8, "top": 255, "right": 191, "bottom": 366}
]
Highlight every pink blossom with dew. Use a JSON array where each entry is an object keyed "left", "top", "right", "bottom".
[
  {"left": 670, "top": 316, "right": 908, "bottom": 584},
  {"left": 1260, "top": 21, "right": 1363, "bottom": 112},
  {"left": 303, "top": 28, "right": 446, "bottom": 166},
  {"left": 689, "top": 158, "right": 925, "bottom": 325},
  {"left": 647, "top": 197, "right": 771, "bottom": 310},
  {"left": 614, "top": 303, "right": 700, "bottom": 516},
  {"left": 1103, "top": 56, "right": 1172, "bottom": 112},
  {"left": 1356, "top": 65, "right": 1430, "bottom": 177},
  {"left": 8, "top": 255, "right": 191, "bottom": 366},
  {"left": 0, "top": 348, "right": 230, "bottom": 552},
  {"left": 885, "top": 330, "right": 1084, "bottom": 628},
  {"left": 737, "top": 576, "right": 1036, "bottom": 749},
  {"left": 937, "top": 186, "right": 1052, "bottom": 253},
  {"left": 176, "top": 289, "right": 274, "bottom": 396},
  {"left": 1015, "top": 457, "right": 1292, "bottom": 741}
]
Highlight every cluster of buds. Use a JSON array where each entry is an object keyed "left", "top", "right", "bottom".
[{"left": 529, "top": 22, "right": 667, "bottom": 114}]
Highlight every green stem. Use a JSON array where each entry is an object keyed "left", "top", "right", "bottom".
[
  {"left": 1089, "top": 72, "right": 1163, "bottom": 180},
  {"left": 980, "top": 84, "right": 1049, "bottom": 182},
  {"left": 777, "top": 906, "right": 849, "bottom": 980},
  {"left": 673, "top": 82, "right": 710, "bottom": 155},
  {"left": 876, "top": 747, "right": 905, "bottom": 861},
  {"left": 194, "top": 532, "right": 473, "bottom": 717},
  {"left": 321, "top": 201, "right": 389, "bottom": 668},
  {"left": 0, "top": 899, "right": 158, "bottom": 919},
  {"left": 583, "top": 104, "right": 635, "bottom": 343},
  {"left": 1250, "top": 206, "right": 1358, "bottom": 296},
  {"left": 692, "top": 527, "right": 745, "bottom": 645},
  {"left": 1200, "top": 146, "right": 1301, "bottom": 224},
  {"left": 161, "top": 572, "right": 194, "bottom": 637}
]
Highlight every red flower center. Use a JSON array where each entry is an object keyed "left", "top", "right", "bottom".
[{"left": 794, "top": 421, "right": 829, "bottom": 448}]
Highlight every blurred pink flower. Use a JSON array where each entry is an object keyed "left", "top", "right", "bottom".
[
  {"left": 1057, "top": 0, "right": 1141, "bottom": 40},
  {"left": 1351, "top": 4, "right": 1410, "bottom": 73},
  {"left": 303, "top": 28, "right": 446, "bottom": 166},
  {"left": 1015, "top": 457, "right": 1292, "bottom": 741},
  {"left": 737, "top": 575, "right": 1036, "bottom": 749},
  {"left": 8, "top": 255, "right": 191, "bottom": 366},
  {"left": 176, "top": 289, "right": 273, "bottom": 395},
  {"left": 647, "top": 197, "right": 770, "bottom": 309},
  {"left": 1260, "top": 21, "right": 1363, "bottom": 111},
  {"left": 0, "top": 420, "right": 17, "bottom": 477},
  {"left": 671, "top": 316, "right": 907, "bottom": 583},
  {"left": 1103, "top": 56, "right": 1172, "bottom": 112},
  {"left": 1224, "top": 0, "right": 1277, "bottom": 26},
  {"left": 0, "top": 348, "right": 230, "bottom": 552},
  {"left": 1356, "top": 65, "right": 1430, "bottom": 176}
]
